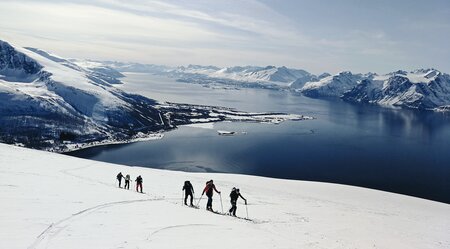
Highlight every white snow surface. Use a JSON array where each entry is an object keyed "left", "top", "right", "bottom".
[{"left": 1, "top": 143, "right": 449, "bottom": 249}]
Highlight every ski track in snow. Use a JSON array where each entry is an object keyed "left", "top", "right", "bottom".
[
  {"left": 29, "top": 164, "right": 165, "bottom": 249},
  {"left": 28, "top": 163, "right": 262, "bottom": 249},
  {"left": 146, "top": 224, "right": 216, "bottom": 241},
  {"left": 28, "top": 198, "right": 161, "bottom": 249}
]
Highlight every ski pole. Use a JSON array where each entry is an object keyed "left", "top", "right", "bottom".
[
  {"left": 181, "top": 190, "right": 184, "bottom": 206},
  {"left": 219, "top": 193, "right": 224, "bottom": 213},
  {"left": 245, "top": 201, "right": 249, "bottom": 219},
  {"left": 196, "top": 194, "right": 203, "bottom": 207}
]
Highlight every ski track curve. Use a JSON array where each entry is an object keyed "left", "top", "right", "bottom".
[
  {"left": 146, "top": 224, "right": 217, "bottom": 241},
  {"left": 27, "top": 163, "right": 166, "bottom": 249},
  {"left": 28, "top": 198, "right": 162, "bottom": 249}
]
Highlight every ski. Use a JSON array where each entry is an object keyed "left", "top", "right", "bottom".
[
  {"left": 184, "top": 204, "right": 200, "bottom": 209},
  {"left": 207, "top": 210, "right": 253, "bottom": 222}
]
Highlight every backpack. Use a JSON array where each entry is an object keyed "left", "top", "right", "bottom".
[
  {"left": 205, "top": 183, "right": 214, "bottom": 196},
  {"left": 230, "top": 189, "right": 238, "bottom": 200}
]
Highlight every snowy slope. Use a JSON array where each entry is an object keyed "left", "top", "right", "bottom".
[
  {"left": 343, "top": 69, "right": 450, "bottom": 110},
  {"left": 1, "top": 143, "right": 449, "bottom": 249}
]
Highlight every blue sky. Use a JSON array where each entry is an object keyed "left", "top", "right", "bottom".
[{"left": 0, "top": 0, "right": 449, "bottom": 74}]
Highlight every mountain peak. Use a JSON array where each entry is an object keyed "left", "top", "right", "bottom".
[{"left": 0, "top": 40, "right": 43, "bottom": 81}]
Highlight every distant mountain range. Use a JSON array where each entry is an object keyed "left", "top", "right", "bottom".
[
  {"left": 342, "top": 69, "right": 450, "bottom": 111},
  {"left": 299, "top": 69, "right": 450, "bottom": 111},
  {"left": 93, "top": 61, "right": 450, "bottom": 112}
]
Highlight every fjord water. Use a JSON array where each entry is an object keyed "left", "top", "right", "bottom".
[{"left": 69, "top": 73, "right": 450, "bottom": 203}]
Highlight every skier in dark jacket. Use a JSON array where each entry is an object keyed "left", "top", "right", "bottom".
[
  {"left": 229, "top": 187, "right": 247, "bottom": 216},
  {"left": 116, "top": 172, "right": 124, "bottom": 188},
  {"left": 202, "top": 180, "right": 220, "bottom": 211},
  {"left": 182, "top": 181, "right": 195, "bottom": 206},
  {"left": 135, "top": 175, "right": 143, "bottom": 193}
]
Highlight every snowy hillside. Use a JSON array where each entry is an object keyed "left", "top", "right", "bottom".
[
  {"left": 343, "top": 69, "right": 450, "bottom": 110},
  {"left": 1, "top": 143, "right": 449, "bottom": 249},
  {"left": 300, "top": 71, "right": 370, "bottom": 98},
  {"left": 0, "top": 39, "right": 167, "bottom": 151}
]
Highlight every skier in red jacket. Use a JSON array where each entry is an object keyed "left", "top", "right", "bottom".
[{"left": 202, "top": 180, "right": 220, "bottom": 211}]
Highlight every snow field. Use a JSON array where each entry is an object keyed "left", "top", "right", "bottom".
[{"left": 0, "top": 143, "right": 449, "bottom": 249}]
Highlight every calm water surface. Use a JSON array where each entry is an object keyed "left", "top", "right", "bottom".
[{"left": 69, "top": 73, "right": 450, "bottom": 203}]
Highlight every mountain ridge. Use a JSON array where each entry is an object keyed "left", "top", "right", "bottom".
[{"left": 93, "top": 60, "right": 450, "bottom": 111}]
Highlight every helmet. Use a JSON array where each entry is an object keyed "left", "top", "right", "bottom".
[{"left": 232, "top": 187, "right": 236, "bottom": 191}]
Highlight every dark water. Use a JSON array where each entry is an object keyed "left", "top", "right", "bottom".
[{"left": 69, "top": 73, "right": 450, "bottom": 204}]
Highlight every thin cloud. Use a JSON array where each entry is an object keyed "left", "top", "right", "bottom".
[{"left": 0, "top": 0, "right": 448, "bottom": 74}]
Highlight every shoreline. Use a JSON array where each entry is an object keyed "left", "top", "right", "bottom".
[
  {"left": 49, "top": 112, "right": 314, "bottom": 153},
  {"left": 49, "top": 132, "right": 166, "bottom": 154}
]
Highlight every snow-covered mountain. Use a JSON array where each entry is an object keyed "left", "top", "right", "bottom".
[
  {"left": 0, "top": 40, "right": 169, "bottom": 150},
  {"left": 210, "top": 65, "right": 312, "bottom": 84},
  {"left": 298, "top": 68, "right": 450, "bottom": 111},
  {"left": 300, "top": 71, "right": 371, "bottom": 97},
  {"left": 342, "top": 69, "right": 450, "bottom": 110},
  {"left": 2, "top": 143, "right": 449, "bottom": 249}
]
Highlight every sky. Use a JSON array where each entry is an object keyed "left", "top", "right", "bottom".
[{"left": 0, "top": 0, "right": 449, "bottom": 74}]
